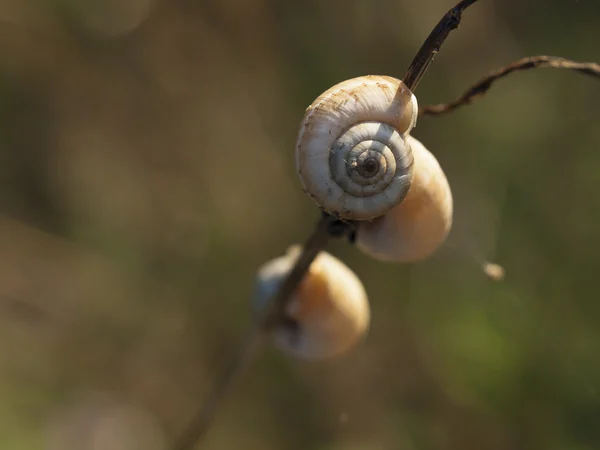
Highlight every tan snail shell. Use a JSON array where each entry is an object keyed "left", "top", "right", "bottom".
[
  {"left": 252, "top": 246, "right": 370, "bottom": 360},
  {"left": 296, "top": 75, "right": 418, "bottom": 221},
  {"left": 295, "top": 75, "right": 453, "bottom": 262},
  {"left": 356, "top": 135, "right": 453, "bottom": 262}
]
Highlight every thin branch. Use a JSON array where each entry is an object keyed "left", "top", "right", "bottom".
[
  {"left": 173, "top": 2, "right": 519, "bottom": 447},
  {"left": 172, "top": 325, "right": 264, "bottom": 450},
  {"left": 403, "top": 0, "right": 480, "bottom": 91},
  {"left": 173, "top": 213, "right": 350, "bottom": 450},
  {"left": 262, "top": 213, "right": 350, "bottom": 329},
  {"left": 419, "top": 55, "right": 600, "bottom": 117}
]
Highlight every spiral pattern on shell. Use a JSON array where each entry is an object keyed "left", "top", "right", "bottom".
[{"left": 296, "top": 75, "right": 419, "bottom": 220}]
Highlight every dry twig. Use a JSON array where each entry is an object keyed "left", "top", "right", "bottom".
[
  {"left": 403, "top": 0, "right": 480, "bottom": 91},
  {"left": 173, "top": 213, "right": 347, "bottom": 450},
  {"left": 419, "top": 56, "right": 600, "bottom": 116},
  {"left": 172, "top": 325, "right": 263, "bottom": 450},
  {"left": 176, "top": 51, "right": 600, "bottom": 450},
  {"left": 172, "top": 0, "right": 482, "bottom": 448}
]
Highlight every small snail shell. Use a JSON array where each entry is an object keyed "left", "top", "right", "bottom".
[
  {"left": 253, "top": 246, "right": 370, "bottom": 360},
  {"left": 296, "top": 75, "right": 418, "bottom": 220},
  {"left": 482, "top": 262, "right": 505, "bottom": 282},
  {"left": 355, "top": 135, "right": 453, "bottom": 262}
]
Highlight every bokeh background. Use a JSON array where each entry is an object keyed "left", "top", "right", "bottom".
[{"left": 1, "top": 0, "right": 599, "bottom": 449}]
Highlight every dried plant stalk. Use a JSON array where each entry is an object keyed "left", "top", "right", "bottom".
[
  {"left": 172, "top": 4, "right": 600, "bottom": 450},
  {"left": 420, "top": 56, "right": 600, "bottom": 116},
  {"left": 403, "top": 0, "right": 480, "bottom": 90},
  {"left": 172, "top": 0, "right": 484, "bottom": 447},
  {"left": 173, "top": 213, "right": 347, "bottom": 450}
]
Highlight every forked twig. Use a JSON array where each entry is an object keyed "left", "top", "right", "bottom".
[
  {"left": 174, "top": 0, "right": 484, "bottom": 447},
  {"left": 419, "top": 55, "right": 600, "bottom": 116},
  {"left": 175, "top": 52, "right": 600, "bottom": 448}
]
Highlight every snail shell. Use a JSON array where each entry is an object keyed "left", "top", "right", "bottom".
[
  {"left": 253, "top": 246, "right": 370, "bottom": 360},
  {"left": 296, "top": 75, "right": 418, "bottom": 220},
  {"left": 355, "top": 135, "right": 453, "bottom": 262}
]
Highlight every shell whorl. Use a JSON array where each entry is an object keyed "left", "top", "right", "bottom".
[{"left": 296, "top": 75, "right": 418, "bottom": 220}]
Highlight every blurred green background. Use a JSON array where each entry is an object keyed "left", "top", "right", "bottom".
[{"left": 0, "top": 0, "right": 599, "bottom": 449}]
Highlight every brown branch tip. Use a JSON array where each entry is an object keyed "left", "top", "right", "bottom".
[{"left": 403, "top": 0, "right": 481, "bottom": 91}]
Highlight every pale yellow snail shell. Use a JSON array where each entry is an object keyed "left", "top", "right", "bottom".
[
  {"left": 356, "top": 135, "right": 453, "bottom": 262},
  {"left": 253, "top": 246, "right": 370, "bottom": 360},
  {"left": 295, "top": 75, "right": 453, "bottom": 262}
]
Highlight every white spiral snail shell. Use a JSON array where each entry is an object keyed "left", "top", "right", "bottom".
[
  {"left": 295, "top": 75, "right": 453, "bottom": 262},
  {"left": 296, "top": 75, "right": 418, "bottom": 221},
  {"left": 253, "top": 246, "right": 370, "bottom": 360}
]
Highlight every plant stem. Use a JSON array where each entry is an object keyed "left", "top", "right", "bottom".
[
  {"left": 172, "top": 213, "right": 342, "bottom": 450},
  {"left": 419, "top": 55, "right": 600, "bottom": 116}
]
